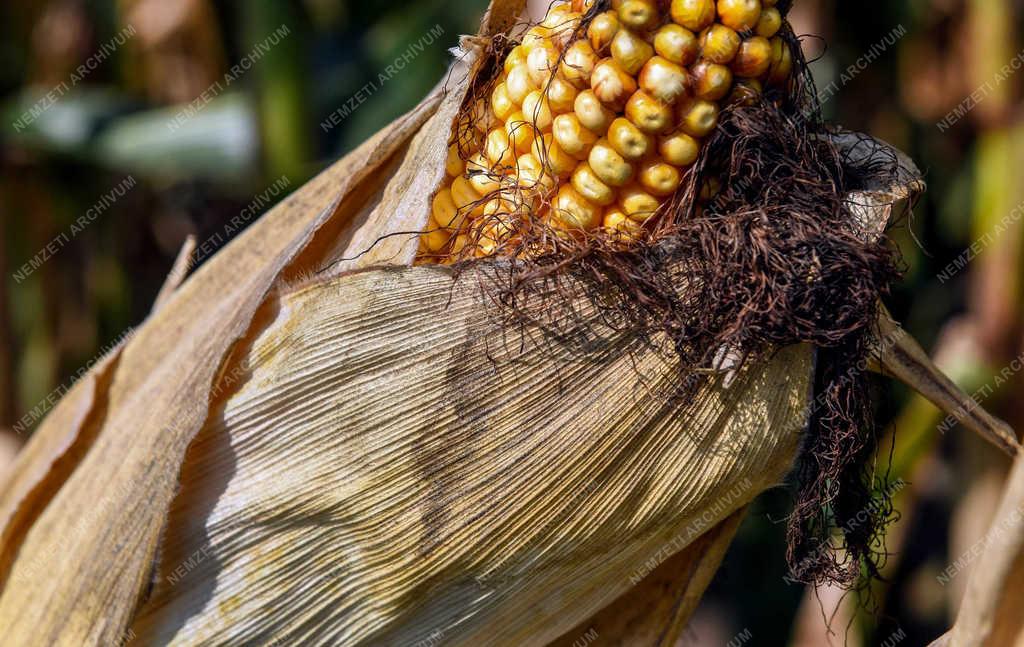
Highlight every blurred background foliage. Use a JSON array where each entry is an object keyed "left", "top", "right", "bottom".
[{"left": 0, "top": 1, "right": 1022, "bottom": 645}]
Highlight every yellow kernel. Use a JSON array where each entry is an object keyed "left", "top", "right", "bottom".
[
  {"left": 654, "top": 24, "right": 699, "bottom": 66},
  {"left": 513, "top": 153, "right": 556, "bottom": 192},
  {"left": 639, "top": 56, "right": 689, "bottom": 104},
  {"left": 574, "top": 89, "right": 616, "bottom": 132},
  {"left": 571, "top": 162, "right": 616, "bottom": 206},
  {"left": 588, "top": 11, "right": 620, "bottom": 53},
  {"left": 691, "top": 61, "right": 733, "bottom": 101},
  {"left": 491, "top": 82, "right": 517, "bottom": 121},
  {"left": 638, "top": 158, "right": 682, "bottom": 196},
  {"left": 591, "top": 58, "right": 638, "bottom": 109},
  {"left": 611, "top": 28, "right": 654, "bottom": 76},
  {"left": 717, "top": 0, "right": 762, "bottom": 32},
  {"left": 527, "top": 45, "right": 560, "bottom": 86},
  {"left": 670, "top": 0, "right": 715, "bottom": 32},
  {"left": 733, "top": 36, "right": 772, "bottom": 78},
  {"left": 485, "top": 128, "right": 516, "bottom": 167},
  {"left": 504, "top": 46, "right": 527, "bottom": 76},
  {"left": 432, "top": 188, "right": 462, "bottom": 229},
  {"left": 560, "top": 40, "right": 599, "bottom": 88},
  {"left": 422, "top": 214, "right": 452, "bottom": 252},
  {"left": 756, "top": 7, "right": 782, "bottom": 38},
  {"left": 677, "top": 98, "right": 719, "bottom": 137},
  {"left": 522, "top": 90, "right": 554, "bottom": 131},
  {"left": 505, "top": 111, "right": 537, "bottom": 152},
  {"left": 445, "top": 143, "right": 464, "bottom": 177},
  {"left": 552, "top": 112, "right": 599, "bottom": 158},
  {"left": 767, "top": 36, "right": 793, "bottom": 86},
  {"left": 728, "top": 78, "right": 763, "bottom": 105},
  {"left": 506, "top": 64, "right": 537, "bottom": 105},
  {"left": 625, "top": 90, "right": 674, "bottom": 134},
  {"left": 467, "top": 153, "right": 501, "bottom": 195},
  {"left": 607, "top": 117, "right": 652, "bottom": 161},
  {"left": 451, "top": 175, "right": 486, "bottom": 217},
  {"left": 521, "top": 26, "right": 550, "bottom": 53},
  {"left": 544, "top": 76, "right": 579, "bottom": 113},
  {"left": 613, "top": 0, "right": 659, "bottom": 31},
  {"left": 532, "top": 133, "right": 578, "bottom": 177},
  {"left": 475, "top": 212, "right": 517, "bottom": 256},
  {"left": 619, "top": 184, "right": 661, "bottom": 221},
  {"left": 700, "top": 24, "right": 740, "bottom": 64},
  {"left": 603, "top": 206, "right": 644, "bottom": 239},
  {"left": 588, "top": 139, "right": 635, "bottom": 187},
  {"left": 449, "top": 233, "right": 470, "bottom": 258},
  {"left": 572, "top": 0, "right": 597, "bottom": 11},
  {"left": 554, "top": 185, "right": 603, "bottom": 230},
  {"left": 659, "top": 131, "right": 700, "bottom": 167}
]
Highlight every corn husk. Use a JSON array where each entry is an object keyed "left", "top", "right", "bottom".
[{"left": 0, "top": 2, "right": 979, "bottom": 645}]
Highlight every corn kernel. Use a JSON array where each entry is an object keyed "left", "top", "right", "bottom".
[
  {"left": 514, "top": 153, "right": 556, "bottom": 191},
  {"left": 611, "top": 28, "right": 654, "bottom": 76},
  {"left": 554, "top": 185, "right": 602, "bottom": 230},
  {"left": 728, "top": 78, "right": 762, "bottom": 105},
  {"left": 506, "top": 63, "right": 537, "bottom": 104},
  {"left": 588, "top": 139, "right": 635, "bottom": 187},
  {"left": 755, "top": 7, "right": 782, "bottom": 38},
  {"left": 552, "top": 112, "right": 599, "bottom": 158},
  {"left": 571, "top": 162, "right": 616, "bottom": 206},
  {"left": 691, "top": 61, "right": 733, "bottom": 101},
  {"left": 619, "top": 184, "right": 661, "bottom": 220},
  {"left": 574, "top": 89, "right": 616, "bottom": 132},
  {"left": 670, "top": 0, "right": 715, "bottom": 32},
  {"left": 445, "top": 143, "right": 464, "bottom": 177},
  {"left": 422, "top": 214, "right": 452, "bottom": 252},
  {"left": 505, "top": 111, "right": 537, "bottom": 152},
  {"left": 491, "top": 82, "right": 517, "bottom": 121},
  {"left": 614, "top": 0, "right": 659, "bottom": 31},
  {"left": 544, "top": 76, "right": 579, "bottom": 113},
  {"left": 700, "top": 24, "right": 740, "bottom": 64},
  {"left": 572, "top": 0, "right": 597, "bottom": 12},
  {"left": 485, "top": 128, "right": 516, "bottom": 166},
  {"left": 638, "top": 158, "right": 683, "bottom": 196},
  {"left": 639, "top": 56, "right": 689, "bottom": 104},
  {"left": 522, "top": 26, "right": 550, "bottom": 54},
  {"left": 451, "top": 175, "right": 486, "bottom": 217},
  {"left": 527, "top": 45, "right": 561, "bottom": 86},
  {"left": 522, "top": 90, "right": 554, "bottom": 131},
  {"left": 716, "top": 0, "right": 762, "bottom": 31},
  {"left": 677, "top": 98, "right": 719, "bottom": 137},
  {"left": 432, "top": 188, "right": 463, "bottom": 229},
  {"left": 532, "top": 133, "right": 578, "bottom": 177},
  {"left": 607, "top": 117, "right": 652, "bottom": 160},
  {"left": 625, "top": 90, "right": 674, "bottom": 134},
  {"left": 603, "top": 206, "right": 644, "bottom": 239},
  {"left": 659, "top": 131, "right": 700, "bottom": 167},
  {"left": 767, "top": 36, "right": 792, "bottom": 86},
  {"left": 588, "top": 11, "right": 620, "bottom": 53},
  {"left": 654, "top": 24, "right": 699, "bottom": 66},
  {"left": 733, "top": 36, "right": 772, "bottom": 77},
  {"left": 504, "top": 45, "right": 527, "bottom": 76},
  {"left": 467, "top": 153, "right": 501, "bottom": 195},
  {"left": 591, "top": 58, "right": 638, "bottom": 109},
  {"left": 561, "top": 40, "right": 599, "bottom": 88}
]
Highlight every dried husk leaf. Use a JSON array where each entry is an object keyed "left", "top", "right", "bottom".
[{"left": 129, "top": 261, "right": 814, "bottom": 645}]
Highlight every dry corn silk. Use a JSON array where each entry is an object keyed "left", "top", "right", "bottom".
[{"left": 407, "top": 0, "right": 910, "bottom": 588}]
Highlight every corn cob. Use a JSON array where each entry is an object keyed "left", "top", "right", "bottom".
[{"left": 419, "top": 0, "right": 793, "bottom": 262}]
